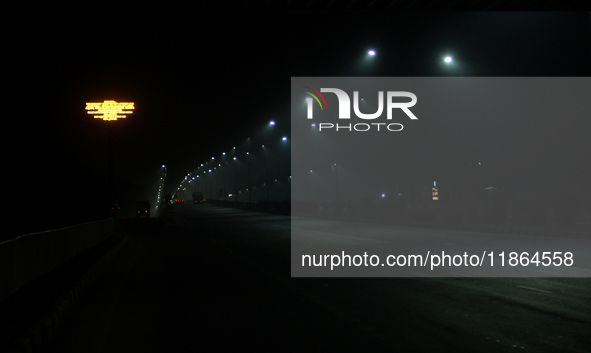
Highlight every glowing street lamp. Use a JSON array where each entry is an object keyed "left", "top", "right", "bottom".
[
  {"left": 360, "top": 48, "right": 378, "bottom": 75},
  {"left": 444, "top": 56, "right": 453, "bottom": 63}
]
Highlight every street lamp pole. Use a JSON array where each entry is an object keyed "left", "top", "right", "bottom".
[
  {"left": 332, "top": 163, "right": 340, "bottom": 202},
  {"left": 107, "top": 126, "right": 114, "bottom": 207},
  {"left": 246, "top": 153, "right": 252, "bottom": 203},
  {"left": 85, "top": 100, "right": 135, "bottom": 216},
  {"left": 262, "top": 146, "right": 270, "bottom": 201}
]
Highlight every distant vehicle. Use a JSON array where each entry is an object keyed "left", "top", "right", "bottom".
[
  {"left": 111, "top": 203, "right": 121, "bottom": 217},
  {"left": 192, "top": 191, "right": 204, "bottom": 204},
  {"left": 136, "top": 200, "right": 150, "bottom": 217},
  {"left": 174, "top": 190, "right": 185, "bottom": 204}
]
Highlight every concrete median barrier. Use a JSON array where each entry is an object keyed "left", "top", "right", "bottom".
[{"left": 0, "top": 218, "right": 114, "bottom": 303}]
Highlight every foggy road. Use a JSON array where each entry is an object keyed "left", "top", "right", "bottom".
[{"left": 44, "top": 205, "right": 591, "bottom": 352}]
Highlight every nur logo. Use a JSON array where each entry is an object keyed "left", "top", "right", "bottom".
[
  {"left": 303, "top": 86, "right": 418, "bottom": 132},
  {"left": 303, "top": 86, "right": 329, "bottom": 113}
]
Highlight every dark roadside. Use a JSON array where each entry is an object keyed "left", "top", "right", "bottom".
[
  {"left": 39, "top": 214, "right": 396, "bottom": 352},
  {"left": 0, "top": 227, "right": 125, "bottom": 353}
]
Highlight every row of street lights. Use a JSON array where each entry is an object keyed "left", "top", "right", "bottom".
[
  {"left": 367, "top": 48, "right": 453, "bottom": 63},
  {"left": 173, "top": 120, "right": 290, "bottom": 204},
  {"left": 293, "top": 49, "right": 458, "bottom": 207},
  {"left": 366, "top": 48, "right": 455, "bottom": 73},
  {"left": 156, "top": 165, "right": 167, "bottom": 209},
  {"left": 167, "top": 50, "right": 456, "bottom": 207}
]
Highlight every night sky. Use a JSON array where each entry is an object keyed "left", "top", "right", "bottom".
[{"left": 9, "top": 9, "right": 591, "bottom": 235}]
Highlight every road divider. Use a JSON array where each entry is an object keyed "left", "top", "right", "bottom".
[{"left": 0, "top": 218, "right": 114, "bottom": 302}]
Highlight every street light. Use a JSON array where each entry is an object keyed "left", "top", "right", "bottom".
[
  {"left": 368, "top": 49, "right": 376, "bottom": 56},
  {"left": 439, "top": 54, "right": 459, "bottom": 75}
]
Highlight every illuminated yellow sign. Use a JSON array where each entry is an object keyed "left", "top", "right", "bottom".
[
  {"left": 85, "top": 100, "right": 135, "bottom": 121},
  {"left": 432, "top": 181, "right": 439, "bottom": 201}
]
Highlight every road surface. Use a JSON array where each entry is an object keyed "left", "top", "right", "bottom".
[{"left": 44, "top": 204, "right": 591, "bottom": 352}]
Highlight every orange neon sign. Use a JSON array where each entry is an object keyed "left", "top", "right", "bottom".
[{"left": 85, "top": 100, "right": 135, "bottom": 121}]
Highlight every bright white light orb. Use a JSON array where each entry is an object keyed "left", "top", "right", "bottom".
[
  {"left": 444, "top": 56, "right": 453, "bottom": 63},
  {"left": 368, "top": 50, "right": 376, "bottom": 56}
]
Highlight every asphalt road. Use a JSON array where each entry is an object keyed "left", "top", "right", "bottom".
[
  {"left": 44, "top": 204, "right": 591, "bottom": 352},
  {"left": 291, "top": 215, "right": 591, "bottom": 277}
]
